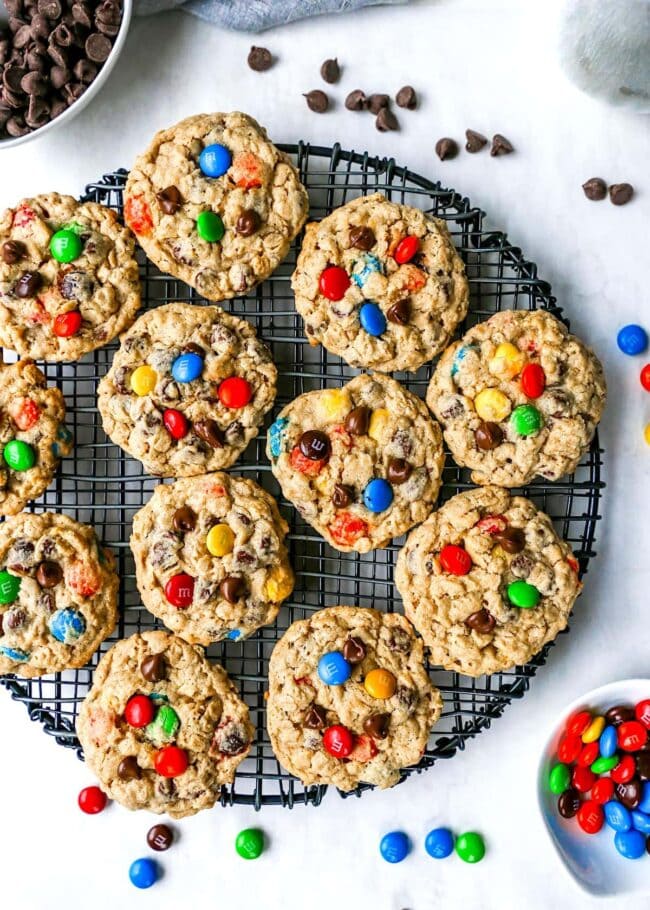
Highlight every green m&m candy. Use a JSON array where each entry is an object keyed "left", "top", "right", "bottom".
[
  {"left": 510, "top": 404, "right": 543, "bottom": 437},
  {"left": 549, "top": 762, "right": 571, "bottom": 795},
  {"left": 591, "top": 755, "right": 618, "bottom": 774},
  {"left": 235, "top": 827, "right": 264, "bottom": 860},
  {"left": 196, "top": 211, "right": 225, "bottom": 243},
  {"left": 145, "top": 704, "right": 180, "bottom": 745},
  {"left": 50, "top": 229, "right": 83, "bottom": 263},
  {"left": 455, "top": 831, "right": 485, "bottom": 864},
  {"left": 0, "top": 570, "right": 21, "bottom": 605},
  {"left": 3, "top": 439, "right": 35, "bottom": 472},
  {"left": 507, "top": 579, "right": 540, "bottom": 608}
]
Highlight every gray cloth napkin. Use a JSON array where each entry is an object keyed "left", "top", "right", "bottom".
[{"left": 135, "top": 0, "right": 405, "bottom": 29}]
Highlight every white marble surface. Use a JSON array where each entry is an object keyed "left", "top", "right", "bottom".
[{"left": 1, "top": 1, "right": 649, "bottom": 908}]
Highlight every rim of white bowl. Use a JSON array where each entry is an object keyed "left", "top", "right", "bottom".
[{"left": 0, "top": 0, "right": 133, "bottom": 151}]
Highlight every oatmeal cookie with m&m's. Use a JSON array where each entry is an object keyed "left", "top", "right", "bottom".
[
  {"left": 97, "top": 303, "right": 277, "bottom": 477},
  {"left": 124, "top": 112, "right": 309, "bottom": 300},
  {"left": 0, "top": 193, "right": 140, "bottom": 361},
  {"left": 131, "top": 473, "right": 293, "bottom": 645},
  {"left": 266, "top": 373, "right": 444, "bottom": 552},
  {"left": 426, "top": 309, "right": 606, "bottom": 486},
  {"left": 267, "top": 606, "right": 442, "bottom": 791},
  {"left": 395, "top": 486, "right": 582, "bottom": 676},
  {"left": 77, "top": 631, "right": 253, "bottom": 817},
  {"left": 0, "top": 511, "right": 118, "bottom": 678},
  {"left": 291, "top": 193, "right": 469, "bottom": 372}
]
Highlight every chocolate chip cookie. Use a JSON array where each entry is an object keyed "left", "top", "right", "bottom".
[
  {"left": 291, "top": 193, "right": 469, "bottom": 372},
  {"left": 0, "top": 358, "right": 72, "bottom": 515},
  {"left": 395, "top": 486, "right": 582, "bottom": 676},
  {"left": 0, "top": 511, "right": 118, "bottom": 678},
  {"left": 131, "top": 473, "right": 294, "bottom": 645},
  {"left": 124, "top": 112, "right": 309, "bottom": 301},
  {"left": 267, "top": 606, "right": 442, "bottom": 791},
  {"left": 267, "top": 373, "right": 444, "bottom": 552},
  {"left": 77, "top": 630, "right": 253, "bottom": 817},
  {"left": 426, "top": 309, "right": 606, "bottom": 486},
  {"left": 97, "top": 303, "right": 277, "bottom": 477},
  {"left": 0, "top": 193, "right": 140, "bottom": 360}
]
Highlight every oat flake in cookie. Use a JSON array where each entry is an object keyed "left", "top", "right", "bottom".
[
  {"left": 267, "top": 606, "right": 441, "bottom": 791},
  {"left": 77, "top": 631, "right": 253, "bottom": 817},
  {"left": 0, "top": 511, "right": 118, "bottom": 678},
  {"left": 131, "top": 473, "right": 294, "bottom": 645},
  {"left": 291, "top": 193, "right": 469, "bottom": 372},
  {"left": 0, "top": 359, "right": 72, "bottom": 515},
  {"left": 124, "top": 112, "right": 309, "bottom": 301},
  {"left": 267, "top": 373, "right": 444, "bottom": 553},
  {"left": 97, "top": 303, "right": 277, "bottom": 477},
  {"left": 0, "top": 194, "right": 140, "bottom": 361},
  {"left": 426, "top": 309, "right": 606, "bottom": 486},
  {"left": 395, "top": 487, "right": 582, "bottom": 677}
]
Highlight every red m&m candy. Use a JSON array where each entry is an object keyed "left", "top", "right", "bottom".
[
  {"left": 164, "top": 573, "right": 194, "bottom": 608},
  {"left": 125, "top": 694, "right": 155, "bottom": 728},
  {"left": 218, "top": 377, "right": 252, "bottom": 409},
  {"left": 557, "top": 734, "right": 583, "bottom": 764},
  {"left": 618, "top": 720, "right": 648, "bottom": 752},
  {"left": 53, "top": 311, "right": 82, "bottom": 338},
  {"left": 592, "top": 777, "right": 615, "bottom": 804},
  {"left": 393, "top": 236, "right": 419, "bottom": 265},
  {"left": 11, "top": 398, "right": 40, "bottom": 431},
  {"left": 640, "top": 365, "right": 650, "bottom": 392},
  {"left": 577, "top": 742, "right": 599, "bottom": 767},
  {"left": 635, "top": 699, "right": 650, "bottom": 728},
  {"left": 566, "top": 710, "right": 591, "bottom": 737},
  {"left": 78, "top": 785, "right": 108, "bottom": 814},
  {"left": 319, "top": 266, "right": 350, "bottom": 301},
  {"left": 577, "top": 800, "right": 604, "bottom": 835},
  {"left": 124, "top": 195, "right": 153, "bottom": 235},
  {"left": 439, "top": 544, "right": 472, "bottom": 576},
  {"left": 322, "top": 725, "right": 354, "bottom": 758},
  {"left": 163, "top": 409, "right": 189, "bottom": 440},
  {"left": 154, "top": 746, "right": 189, "bottom": 778},
  {"left": 611, "top": 754, "right": 636, "bottom": 783},
  {"left": 572, "top": 765, "right": 596, "bottom": 793},
  {"left": 520, "top": 363, "right": 546, "bottom": 399}
]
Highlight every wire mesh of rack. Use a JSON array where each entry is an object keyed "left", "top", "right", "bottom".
[{"left": 0, "top": 143, "right": 604, "bottom": 809}]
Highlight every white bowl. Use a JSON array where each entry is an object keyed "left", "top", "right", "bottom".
[
  {"left": 537, "top": 679, "right": 650, "bottom": 898},
  {"left": 0, "top": 0, "right": 132, "bottom": 150}
]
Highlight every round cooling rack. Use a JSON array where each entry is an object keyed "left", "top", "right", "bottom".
[{"left": 0, "top": 143, "right": 604, "bottom": 809}]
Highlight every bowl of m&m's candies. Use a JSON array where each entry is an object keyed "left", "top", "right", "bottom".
[{"left": 538, "top": 680, "right": 650, "bottom": 897}]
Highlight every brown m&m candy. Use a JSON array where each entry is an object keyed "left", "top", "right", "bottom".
[
  {"left": 386, "top": 458, "right": 412, "bottom": 485},
  {"left": 220, "top": 575, "right": 245, "bottom": 603},
  {"left": 299, "top": 430, "right": 330, "bottom": 461},
  {"left": 495, "top": 527, "right": 525, "bottom": 554},
  {"left": 15, "top": 271, "right": 42, "bottom": 298},
  {"left": 558, "top": 788, "right": 580, "bottom": 819},
  {"left": 147, "top": 823, "right": 174, "bottom": 852},
  {"left": 173, "top": 506, "right": 196, "bottom": 533},
  {"left": 117, "top": 756, "right": 141, "bottom": 781},
  {"left": 141, "top": 653, "right": 166, "bottom": 682},
  {"left": 475, "top": 421, "right": 503, "bottom": 450},
  {"left": 157, "top": 186, "right": 182, "bottom": 215},
  {"left": 605, "top": 705, "right": 635, "bottom": 727},
  {"left": 36, "top": 561, "right": 62, "bottom": 588},
  {"left": 344, "top": 406, "right": 370, "bottom": 436},
  {"left": 465, "top": 609, "right": 496, "bottom": 634},
  {"left": 343, "top": 635, "right": 366, "bottom": 663},
  {"left": 615, "top": 779, "right": 642, "bottom": 809},
  {"left": 332, "top": 484, "right": 354, "bottom": 508}
]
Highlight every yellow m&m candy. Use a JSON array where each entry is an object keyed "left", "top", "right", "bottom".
[
  {"left": 368, "top": 408, "right": 389, "bottom": 442},
  {"left": 474, "top": 388, "right": 512, "bottom": 423},
  {"left": 320, "top": 388, "right": 352, "bottom": 421},
  {"left": 206, "top": 524, "right": 234, "bottom": 557},
  {"left": 488, "top": 342, "right": 526, "bottom": 380},
  {"left": 645, "top": 424, "right": 650, "bottom": 446},
  {"left": 581, "top": 715, "right": 605, "bottom": 743},
  {"left": 364, "top": 667, "right": 397, "bottom": 699},
  {"left": 130, "top": 365, "right": 157, "bottom": 396},
  {"left": 264, "top": 566, "right": 294, "bottom": 602}
]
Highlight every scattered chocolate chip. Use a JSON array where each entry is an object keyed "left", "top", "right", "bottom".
[
  {"left": 435, "top": 137, "right": 458, "bottom": 161},
  {"left": 117, "top": 756, "right": 140, "bottom": 780},
  {"left": 609, "top": 182, "right": 634, "bottom": 206},
  {"left": 183, "top": 342, "right": 204, "bottom": 356},
  {"left": 495, "top": 526, "right": 525, "bottom": 554},
  {"left": 220, "top": 575, "right": 245, "bottom": 604},
  {"left": 386, "top": 458, "right": 412, "bottom": 485},
  {"left": 141, "top": 653, "right": 166, "bottom": 682},
  {"left": 465, "top": 608, "right": 496, "bottom": 633},
  {"left": 349, "top": 225, "right": 375, "bottom": 251},
  {"left": 387, "top": 299, "right": 411, "bottom": 325},
  {"left": 172, "top": 506, "right": 196, "bottom": 533},
  {"left": 344, "top": 406, "right": 370, "bottom": 436},
  {"left": 490, "top": 133, "right": 514, "bottom": 156},
  {"left": 2, "top": 240, "right": 25, "bottom": 264},
  {"left": 299, "top": 430, "right": 330, "bottom": 460},
  {"left": 156, "top": 185, "right": 182, "bottom": 215},
  {"left": 305, "top": 704, "right": 327, "bottom": 729},
  {"left": 363, "top": 712, "right": 390, "bottom": 739},
  {"left": 147, "top": 824, "right": 173, "bottom": 851},
  {"left": 303, "top": 89, "right": 329, "bottom": 113},
  {"left": 21, "top": 71, "right": 48, "bottom": 96},
  {"left": 342, "top": 635, "right": 366, "bottom": 664},
  {"left": 332, "top": 484, "right": 354, "bottom": 508},
  {"left": 582, "top": 177, "right": 607, "bottom": 201},
  {"left": 15, "top": 270, "right": 42, "bottom": 298},
  {"left": 395, "top": 85, "right": 417, "bottom": 109},
  {"left": 247, "top": 45, "right": 273, "bottom": 72},
  {"left": 465, "top": 128, "right": 488, "bottom": 153},
  {"left": 366, "top": 93, "right": 389, "bottom": 113},
  {"left": 345, "top": 89, "right": 365, "bottom": 111},
  {"left": 235, "top": 209, "right": 260, "bottom": 237},
  {"left": 193, "top": 419, "right": 224, "bottom": 449},
  {"left": 475, "top": 421, "right": 503, "bottom": 450},
  {"left": 320, "top": 57, "right": 340, "bottom": 84},
  {"left": 376, "top": 106, "right": 398, "bottom": 132},
  {"left": 85, "top": 31, "right": 111, "bottom": 62},
  {"left": 36, "top": 560, "right": 62, "bottom": 587}
]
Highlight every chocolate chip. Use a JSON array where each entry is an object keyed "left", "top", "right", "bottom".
[
  {"left": 26, "top": 95, "right": 50, "bottom": 127},
  {"left": 37, "top": 0, "right": 62, "bottom": 16},
  {"left": 305, "top": 704, "right": 327, "bottom": 729},
  {"left": 616, "top": 779, "right": 642, "bottom": 809},
  {"left": 36, "top": 560, "right": 62, "bottom": 587},
  {"left": 490, "top": 133, "right": 514, "bottom": 156},
  {"left": 386, "top": 458, "right": 412, "bottom": 485},
  {"left": 156, "top": 185, "right": 182, "bottom": 215},
  {"left": 363, "top": 713, "right": 390, "bottom": 739},
  {"left": 609, "top": 183, "right": 634, "bottom": 206},
  {"left": 72, "top": 2, "right": 92, "bottom": 27},
  {"left": 117, "top": 756, "right": 141, "bottom": 780},
  {"left": 320, "top": 57, "right": 340, "bottom": 84},
  {"left": 193, "top": 420, "right": 224, "bottom": 449},
  {"left": 495, "top": 527, "right": 525, "bottom": 554},
  {"left": 376, "top": 107, "right": 398, "bottom": 132},
  {"left": 605, "top": 705, "right": 635, "bottom": 726},
  {"left": 299, "top": 430, "right": 330, "bottom": 461},
  {"left": 141, "top": 653, "right": 166, "bottom": 682},
  {"left": 332, "top": 484, "right": 354, "bottom": 508},
  {"left": 147, "top": 824, "right": 173, "bottom": 852},
  {"left": 366, "top": 92, "right": 389, "bottom": 114},
  {"left": 85, "top": 32, "right": 110, "bottom": 62},
  {"left": 49, "top": 64, "right": 69, "bottom": 89},
  {"left": 51, "top": 22, "right": 73, "bottom": 46},
  {"left": 465, "top": 608, "right": 496, "bottom": 633},
  {"left": 582, "top": 177, "right": 607, "bottom": 201},
  {"left": 395, "top": 85, "right": 417, "bottom": 109},
  {"left": 344, "top": 406, "right": 370, "bottom": 436},
  {"left": 345, "top": 89, "right": 365, "bottom": 111},
  {"left": 235, "top": 209, "right": 260, "bottom": 237},
  {"left": 4, "top": 65, "right": 26, "bottom": 93},
  {"left": 303, "top": 89, "right": 329, "bottom": 113},
  {"left": 220, "top": 575, "right": 245, "bottom": 604},
  {"left": 183, "top": 342, "right": 204, "bottom": 356},
  {"left": 435, "top": 137, "right": 458, "bottom": 161},
  {"left": 342, "top": 635, "right": 366, "bottom": 664},
  {"left": 465, "top": 128, "right": 487, "bottom": 153},
  {"left": 21, "top": 70, "right": 48, "bottom": 95},
  {"left": 213, "top": 720, "right": 249, "bottom": 756},
  {"left": 15, "top": 270, "right": 42, "bottom": 297},
  {"left": 2, "top": 240, "right": 25, "bottom": 264},
  {"left": 247, "top": 45, "right": 273, "bottom": 72},
  {"left": 558, "top": 788, "right": 580, "bottom": 819},
  {"left": 5, "top": 609, "right": 25, "bottom": 630},
  {"left": 349, "top": 225, "right": 375, "bottom": 251},
  {"left": 387, "top": 299, "right": 411, "bottom": 325},
  {"left": 172, "top": 506, "right": 196, "bottom": 533},
  {"left": 475, "top": 421, "right": 503, "bottom": 450}
]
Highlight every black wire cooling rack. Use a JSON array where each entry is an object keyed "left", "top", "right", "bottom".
[{"left": 0, "top": 143, "right": 604, "bottom": 809}]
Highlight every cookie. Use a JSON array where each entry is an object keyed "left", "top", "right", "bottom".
[
  {"left": 97, "top": 303, "right": 277, "bottom": 477},
  {"left": 124, "top": 112, "right": 309, "bottom": 301},
  {"left": 267, "top": 373, "right": 444, "bottom": 552},
  {"left": 77, "top": 630, "right": 253, "bottom": 817},
  {"left": 426, "top": 309, "right": 606, "bottom": 486},
  {"left": 0, "top": 193, "right": 140, "bottom": 361},
  {"left": 0, "top": 511, "right": 118, "bottom": 678},
  {"left": 395, "top": 486, "right": 582, "bottom": 676},
  {"left": 267, "top": 606, "right": 442, "bottom": 791},
  {"left": 131, "top": 473, "right": 294, "bottom": 645},
  {"left": 0, "top": 359, "right": 72, "bottom": 515},
  {"left": 291, "top": 193, "right": 469, "bottom": 372}
]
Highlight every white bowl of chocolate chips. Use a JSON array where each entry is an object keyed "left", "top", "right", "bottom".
[{"left": 0, "top": 0, "right": 132, "bottom": 147}]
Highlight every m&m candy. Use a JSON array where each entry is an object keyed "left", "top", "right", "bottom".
[
  {"left": 322, "top": 724, "right": 354, "bottom": 758},
  {"left": 549, "top": 763, "right": 571, "bottom": 794},
  {"left": 125, "top": 694, "right": 154, "bottom": 728},
  {"left": 3, "top": 439, "right": 35, "bottom": 472},
  {"left": 49, "top": 607, "right": 86, "bottom": 644},
  {"left": 592, "top": 778, "right": 615, "bottom": 804},
  {"left": 582, "top": 715, "right": 606, "bottom": 743},
  {"left": 617, "top": 324, "right": 648, "bottom": 356},
  {"left": 318, "top": 651, "right": 351, "bottom": 686},
  {"left": 611, "top": 754, "right": 636, "bottom": 784},
  {"left": 640, "top": 365, "right": 650, "bottom": 391},
  {"left": 614, "top": 829, "right": 646, "bottom": 860},
  {"left": 599, "top": 724, "right": 618, "bottom": 758},
  {"left": 163, "top": 408, "right": 189, "bottom": 440},
  {"left": 319, "top": 266, "right": 350, "bottom": 301},
  {"left": 507, "top": 580, "right": 540, "bottom": 609},
  {"left": 577, "top": 742, "right": 599, "bottom": 767},
  {"left": 567, "top": 710, "right": 592, "bottom": 736},
  {"left": 172, "top": 352, "right": 203, "bottom": 383},
  {"left": 129, "top": 858, "right": 158, "bottom": 889},
  {"left": 578, "top": 800, "right": 604, "bottom": 834},
  {"left": 235, "top": 828, "right": 265, "bottom": 860},
  {"left": 520, "top": 363, "right": 546, "bottom": 398},
  {"left": 218, "top": 377, "right": 252, "bottom": 408},
  {"left": 359, "top": 301, "right": 386, "bottom": 337},
  {"left": 50, "top": 229, "right": 82, "bottom": 263},
  {"left": 154, "top": 745, "right": 189, "bottom": 778},
  {"left": 510, "top": 404, "right": 543, "bottom": 437},
  {"left": 631, "top": 810, "right": 650, "bottom": 834},
  {"left": 165, "top": 573, "right": 194, "bottom": 608},
  {"left": 196, "top": 211, "right": 225, "bottom": 243},
  {"left": 591, "top": 755, "right": 618, "bottom": 774},
  {"left": 618, "top": 720, "right": 648, "bottom": 752},
  {"left": 635, "top": 699, "right": 650, "bottom": 728},
  {"left": 439, "top": 544, "right": 472, "bottom": 576},
  {"left": 364, "top": 668, "right": 397, "bottom": 699},
  {"left": 206, "top": 524, "right": 234, "bottom": 557},
  {"left": 78, "top": 785, "right": 107, "bottom": 814},
  {"left": 604, "top": 800, "right": 632, "bottom": 832},
  {"left": 130, "top": 365, "right": 157, "bottom": 396},
  {"left": 53, "top": 310, "right": 83, "bottom": 338},
  {"left": 199, "top": 143, "right": 232, "bottom": 178},
  {"left": 363, "top": 478, "right": 393, "bottom": 513},
  {"left": 488, "top": 342, "right": 525, "bottom": 380},
  {"left": 379, "top": 831, "right": 411, "bottom": 863},
  {"left": 474, "top": 388, "right": 511, "bottom": 423},
  {"left": 557, "top": 734, "right": 582, "bottom": 764},
  {"left": 455, "top": 831, "right": 485, "bottom": 863},
  {"left": 0, "top": 570, "right": 20, "bottom": 604},
  {"left": 424, "top": 827, "right": 454, "bottom": 859},
  {"left": 393, "top": 236, "right": 419, "bottom": 265},
  {"left": 572, "top": 765, "right": 596, "bottom": 793}
]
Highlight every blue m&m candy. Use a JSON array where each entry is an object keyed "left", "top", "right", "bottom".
[
  {"left": 199, "top": 143, "right": 232, "bottom": 178},
  {"left": 129, "top": 857, "right": 158, "bottom": 889},
  {"left": 351, "top": 253, "right": 383, "bottom": 288},
  {"left": 317, "top": 651, "right": 351, "bottom": 686},
  {"left": 359, "top": 302, "right": 386, "bottom": 337},
  {"left": 631, "top": 810, "right": 650, "bottom": 834},
  {"left": 268, "top": 416, "right": 288, "bottom": 459},
  {"left": 363, "top": 478, "right": 393, "bottom": 513},
  {"left": 0, "top": 644, "right": 29, "bottom": 662},
  {"left": 172, "top": 352, "right": 203, "bottom": 383},
  {"left": 614, "top": 829, "right": 646, "bottom": 860},
  {"left": 638, "top": 783, "right": 650, "bottom": 814},
  {"left": 617, "top": 324, "right": 648, "bottom": 356},
  {"left": 49, "top": 608, "right": 86, "bottom": 644},
  {"left": 380, "top": 831, "right": 410, "bottom": 864},
  {"left": 227, "top": 629, "right": 242, "bottom": 641},
  {"left": 604, "top": 801, "right": 632, "bottom": 832},
  {"left": 424, "top": 827, "right": 454, "bottom": 859},
  {"left": 599, "top": 724, "right": 618, "bottom": 759}
]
